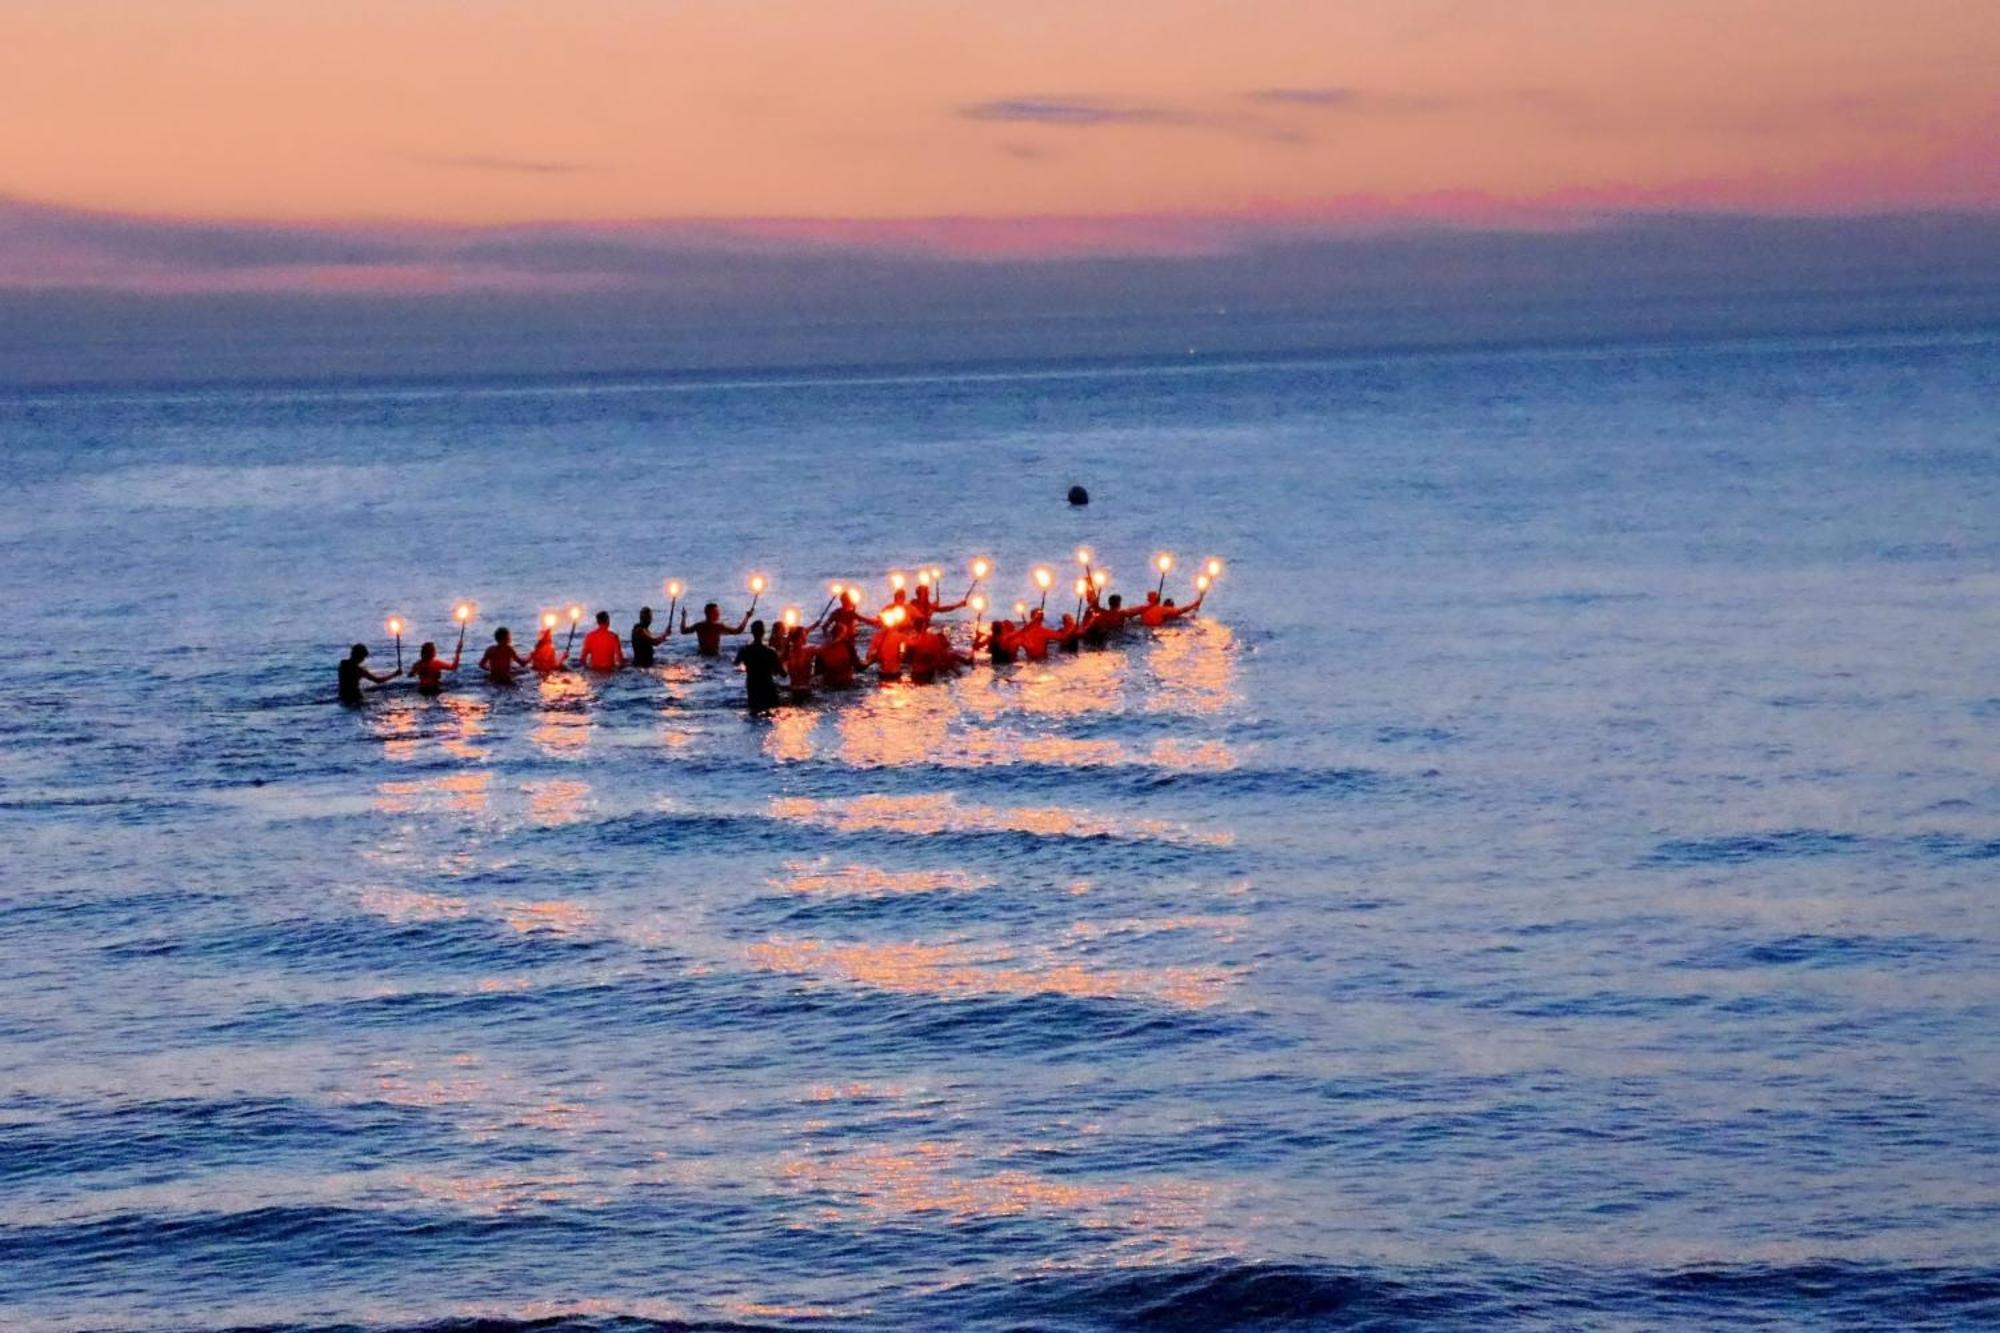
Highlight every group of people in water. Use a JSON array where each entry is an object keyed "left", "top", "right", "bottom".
[{"left": 340, "top": 566, "right": 1210, "bottom": 713}]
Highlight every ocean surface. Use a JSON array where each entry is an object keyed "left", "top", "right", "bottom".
[{"left": 1, "top": 330, "right": 1997, "bottom": 1330}]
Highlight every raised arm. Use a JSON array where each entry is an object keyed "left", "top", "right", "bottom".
[{"left": 728, "top": 611, "right": 752, "bottom": 634}]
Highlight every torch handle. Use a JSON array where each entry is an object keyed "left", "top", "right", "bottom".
[{"left": 394, "top": 635, "right": 403, "bottom": 670}]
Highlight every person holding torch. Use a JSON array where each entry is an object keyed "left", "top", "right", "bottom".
[
  {"left": 682, "top": 598, "right": 753, "bottom": 658},
  {"left": 530, "top": 612, "right": 570, "bottom": 674},
  {"left": 338, "top": 637, "right": 400, "bottom": 705}
]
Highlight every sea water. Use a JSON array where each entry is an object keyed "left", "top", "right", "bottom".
[{"left": 1, "top": 331, "right": 1996, "bottom": 1328}]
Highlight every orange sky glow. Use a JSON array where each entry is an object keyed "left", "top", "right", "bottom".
[{"left": 3, "top": 0, "right": 1997, "bottom": 228}]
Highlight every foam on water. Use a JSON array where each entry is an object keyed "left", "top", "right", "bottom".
[{"left": 1, "top": 331, "right": 1997, "bottom": 1329}]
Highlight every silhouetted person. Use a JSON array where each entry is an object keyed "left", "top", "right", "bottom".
[
  {"left": 733, "top": 619, "right": 783, "bottom": 714},
  {"left": 630, "top": 607, "right": 669, "bottom": 667},
  {"left": 338, "top": 643, "right": 398, "bottom": 704}
]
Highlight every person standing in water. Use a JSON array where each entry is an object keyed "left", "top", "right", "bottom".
[
  {"left": 1137, "top": 587, "right": 1205, "bottom": 628},
  {"left": 906, "top": 584, "right": 967, "bottom": 633},
  {"left": 682, "top": 601, "right": 752, "bottom": 658},
  {"left": 817, "top": 620, "right": 860, "bottom": 689},
  {"left": 733, "top": 619, "right": 784, "bottom": 714},
  {"left": 409, "top": 640, "right": 461, "bottom": 696},
  {"left": 579, "top": 610, "right": 626, "bottom": 671},
  {"left": 479, "top": 628, "right": 531, "bottom": 684},
  {"left": 338, "top": 644, "right": 399, "bottom": 704},
  {"left": 530, "top": 624, "right": 569, "bottom": 674},
  {"left": 629, "top": 607, "right": 670, "bottom": 667}
]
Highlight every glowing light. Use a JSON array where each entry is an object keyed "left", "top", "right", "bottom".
[
  {"left": 1074, "top": 577, "right": 1089, "bottom": 597},
  {"left": 783, "top": 606, "right": 801, "bottom": 628},
  {"left": 567, "top": 604, "right": 583, "bottom": 623},
  {"left": 889, "top": 571, "right": 907, "bottom": 592},
  {"left": 1075, "top": 546, "right": 1093, "bottom": 567},
  {"left": 1032, "top": 567, "right": 1054, "bottom": 590},
  {"left": 829, "top": 580, "right": 845, "bottom": 596},
  {"left": 386, "top": 616, "right": 404, "bottom": 636},
  {"left": 969, "top": 594, "right": 987, "bottom": 613},
  {"left": 1013, "top": 601, "right": 1029, "bottom": 618},
  {"left": 882, "top": 605, "right": 907, "bottom": 627},
  {"left": 1205, "top": 558, "right": 1224, "bottom": 578},
  {"left": 1155, "top": 552, "right": 1175, "bottom": 574},
  {"left": 1196, "top": 574, "right": 1211, "bottom": 591},
  {"left": 914, "top": 568, "right": 933, "bottom": 587},
  {"left": 749, "top": 573, "right": 768, "bottom": 595},
  {"left": 454, "top": 602, "right": 473, "bottom": 623},
  {"left": 665, "top": 579, "right": 683, "bottom": 599},
  {"left": 1092, "top": 570, "right": 1110, "bottom": 589},
  {"left": 541, "top": 612, "right": 558, "bottom": 630},
  {"left": 929, "top": 565, "right": 945, "bottom": 585},
  {"left": 970, "top": 558, "right": 991, "bottom": 580}
]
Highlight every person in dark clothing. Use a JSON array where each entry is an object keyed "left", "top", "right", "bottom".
[
  {"left": 733, "top": 620, "right": 784, "bottom": 714},
  {"left": 338, "top": 643, "right": 398, "bottom": 704},
  {"left": 630, "top": 607, "right": 669, "bottom": 667}
]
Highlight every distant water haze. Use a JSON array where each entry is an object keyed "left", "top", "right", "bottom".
[{"left": 4, "top": 212, "right": 1998, "bottom": 386}]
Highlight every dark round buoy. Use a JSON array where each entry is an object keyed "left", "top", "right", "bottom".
[{"left": 1067, "top": 485, "right": 1090, "bottom": 506}]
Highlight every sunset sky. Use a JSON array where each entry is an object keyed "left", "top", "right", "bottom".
[{"left": 2, "top": 1, "right": 1997, "bottom": 378}]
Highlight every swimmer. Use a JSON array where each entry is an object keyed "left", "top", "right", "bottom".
[
  {"left": 337, "top": 643, "right": 399, "bottom": 705},
  {"left": 579, "top": 610, "right": 626, "bottom": 671},
  {"left": 682, "top": 601, "right": 752, "bottom": 658},
  {"left": 865, "top": 613, "right": 912, "bottom": 681},
  {"left": 733, "top": 619, "right": 784, "bottom": 714},
  {"left": 409, "top": 640, "right": 461, "bottom": 696},
  {"left": 629, "top": 607, "right": 670, "bottom": 667},
  {"left": 479, "top": 627, "right": 531, "bottom": 684}
]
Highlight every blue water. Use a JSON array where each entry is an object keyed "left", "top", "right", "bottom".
[{"left": 2, "top": 331, "right": 1997, "bottom": 1329}]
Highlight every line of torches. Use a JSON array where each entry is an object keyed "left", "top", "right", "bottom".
[{"left": 381, "top": 550, "right": 1225, "bottom": 654}]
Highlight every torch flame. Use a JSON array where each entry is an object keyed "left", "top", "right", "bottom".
[
  {"left": 386, "top": 617, "right": 403, "bottom": 635},
  {"left": 1075, "top": 546, "right": 1092, "bottom": 566},
  {"left": 665, "top": 579, "right": 683, "bottom": 598},
  {"left": 970, "top": 557, "right": 991, "bottom": 579},
  {"left": 454, "top": 602, "right": 473, "bottom": 623},
  {"left": 1205, "top": 558, "right": 1223, "bottom": 578},
  {"left": 969, "top": 593, "right": 987, "bottom": 613},
  {"left": 542, "top": 612, "right": 558, "bottom": 630},
  {"left": 782, "top": 606, "right": 800, "bottom": 627},
  {"left": 1196, "top": 574, "right": 1211, "bottom": 591},
  {"left": 889, "top": 571, "right": 906, "bottom": 591},
  {"left": 1033, "top": 567, "right": 1053, "bottom": 589},
  {"left": 1092, "top": 569, "right": 1109, "bottom": 589},
  {"left": 568, "top": 604, "right": 583, "bottom": 622},
  {"left": 1013, "top": 601, "right": 1028, "bottom": 617},
  {"left": 1155, "top": 552, "right": 1175, "bottom": 574},
  {"left": 749, "top": 573, "right": 767, "bottom": 595},
  {"left": 1074, "top": 577, "right": 1089, "bottom": 597}
]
